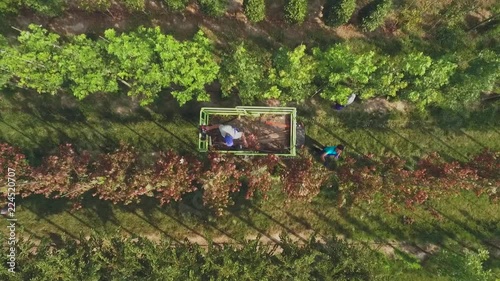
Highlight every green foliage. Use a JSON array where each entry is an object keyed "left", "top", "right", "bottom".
[
  {"left": 405, "top": 58, "right": 457, "bottom": 108},
  {"left": 0, "top": 35, "right": 11, "bottom": 89},
  {"left": 323, "top": 0, "right": 356, "bottom": 27},
  {"left": 445, "top": 50, "right": 500, "bottom": 108},
  {"left": 1, "top": 24, "right": 65, "bottom": 94},
  {"left": 163, "top": 0, "right": 189, "bottom": 11},
  {"left": 362, "top": 56, "right": 408, "bottom": 99},
  {"left": 76, "top": 0, "right": 111, "bottom": 11},
  {"left": 0, "top": 233, "right": 383, "bottom": 280},
  {"left": 284, "top": 0, "right": 307, "bottom": 24},
  {"left": 122, "top": 0, "right": 145, "bottom": 11},
  {"left": 198, "top": 0, "right": 228, "bottom": 16},
  {"left": 427, "top": 248, "right": 495, "bottom": 281},
  {"left": 399, "top": 52, "right": 457, "bottom": 108},
  {"left": 313, "top": 44, "right": 377, "bottom": 104},
  {"left": 360, "top": 0, "right": 392, "bottom": 32},
  {"left": 104, "top": 27, "right": 164, "bottom": 105},
  {"left": 441, "top": 0, "right": 481, "bottom": 27},
  {"left": 0, "top": 0, "right": 20, "bottom": 13},
  {"left": 270, "top": 45, "right": 317, "bottom": 102},
  {"left": 244, "top": 0, "right": 266, "bottom": 23},
  {"left": 1, "top": 26, "right": 217, "bottom": 106},
  {"left": 61, "top": 35, "right": 119, "bottom": 99},
  {"left": 104, "top": 27, "right": 218, "bottom": 106},
  {"left": 219, "top": 43, "right": 269, "bottom": 104},
  {"left": 155, "top": 29, "right": 219, "bottom": 105},
  {"left": 401, "top": 52, "right": 432, "bottom": 76},
  {"left": 21, "top": 0, "right": 65, "bottom": 16}
]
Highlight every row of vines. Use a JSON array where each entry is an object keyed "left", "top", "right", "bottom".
[
  {"left": 0, "top": 232, "right": 385, "bottom": 280},
  {"left": 1, "top": 231, "right": 495, "bottom": 280},
  {"left": 1, "top": 142, "right": 498, "bottom": 215},
  {"left": 1, "top": 25, "right": 498, "bottom": 109}
]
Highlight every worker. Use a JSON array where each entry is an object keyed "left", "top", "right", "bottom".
[
  {"left": 333, "top": 94, "right": 356, "bottom": 111},
  {"left": 201, "top": 124, "right": 248, "bottom": 147},
  {"left": 320, "top": 144, "right": 345, "bottom": 162}
]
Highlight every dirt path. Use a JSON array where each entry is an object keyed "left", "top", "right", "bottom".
[
  {"left": 10, "top": 0, "right": 364, "bottom": 49},
  {"left": 121, "top": 230, "right": 442, "bottom": 259}
]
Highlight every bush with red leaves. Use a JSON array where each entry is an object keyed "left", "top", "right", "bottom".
[
  {"left": 29, "top": 144, "right": 91, "bottom": 199},
  {"left": 199, "top": 153, "right": 243, "bottom": 215},
  {"left": 280, "top": 152, "right": 332, "bottom": 201},
  {"left": 152, "top": 150, "right": 202, "bottom": 205}
]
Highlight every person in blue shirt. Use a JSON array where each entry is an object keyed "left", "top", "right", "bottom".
[{"left": 320, "top": 144, "right": 345, "bottom": 163}]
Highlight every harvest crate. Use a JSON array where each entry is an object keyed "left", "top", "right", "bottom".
[{"left": 199, "top": 106, "right": 303, "bottom": 156}]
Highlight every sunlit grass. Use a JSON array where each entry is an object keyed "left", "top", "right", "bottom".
[{"left": 2, "top": 90, "right": 499, "bottom": 274}]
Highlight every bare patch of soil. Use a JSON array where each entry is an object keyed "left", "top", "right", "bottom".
[
  {"left": 334, "top": 24, "right": 366, "bottom": 39},
  {"left": 361, "top": 98, "right": 411, "bottom": 114}
]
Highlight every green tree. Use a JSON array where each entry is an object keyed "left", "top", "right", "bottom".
[
  {"left": 163, "top": 0, "right": 189, "bottom": 11},
  {"left": 61, "top": 35, "right": 119, "bottom": 100},
  {"left": 198, "top": 0, "right": 228, "bottom": 16},
  {"left": 76, "top": 0, "right": 111, "bottom": 11},
  {"left": 360, "top": 0, "right": 392, "bottom": 32},
  {"left": 323, "top": 0, "right": 356, "bottom": 27},
  {"left": 313, "top": 44, "right": 377, "bottom": 104},
  {"left": 219, "top": 43, "right": 270, "bottom": 104},
  {"left": 270, "top": 45, "right": 317, "bottom": 102},
  {"left": 285, "top": 0, "right": 307, "bottom": 24},
  {"left": 0, "top": 0, "right": 20, "bottom": 13},
  {"left": 427, "top": 248, "right": 495, "bottom": 281},
  {"left": 104, "top": 27, "right": 165, "bottom": 105},
  {"left": 1, "top": 24, "right": 65, "bottom": 94},
  {"left": 21, "top": 0, "right": 65, "bottom": 16},
  {"left": 122, "top": 0, "right": 145, "bottom": 11},
  {"left": 0, "top": 34, "right": 11, "bottom": 89},
  {"left": 244, "top": 0, "right": 266, "bottom": 22},
  {"left": 399, "top": 52, "right": 457, "bottom": 108},
  {"left": 361, "top": 56, "right": 408, "bottom": 99},
  {"left": 445, "top": 50, "right": 500, "bottom": 108},
  {"left": 0, "top": 233, "right": 384, "bottom": 280},
  {"left": 155, "top": 29, "right": 219, "bottom": 105}
]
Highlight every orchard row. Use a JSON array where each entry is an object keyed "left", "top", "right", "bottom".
[
  {"left": 1, "top": 143, "right": 497, "bottom": 214},
  {"left": 1, "top": 25, "right": 498, "bottom": 109}
]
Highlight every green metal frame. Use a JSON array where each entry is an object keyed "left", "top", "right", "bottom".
[{"left": 199, "top": 106, "right": 297, "bottom": 156}]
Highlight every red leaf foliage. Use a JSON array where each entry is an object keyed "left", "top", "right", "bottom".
[{"left": 30, "top": 144, "right": 91, "bottom": 199}]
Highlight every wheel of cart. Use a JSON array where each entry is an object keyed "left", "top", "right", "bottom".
[{"left": 198, "top": 106, "right": 304, "bottom": 156}]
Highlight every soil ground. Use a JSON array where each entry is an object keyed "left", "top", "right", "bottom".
[{"left": 7, "top": 0, "right": 362, "bottom": 51}]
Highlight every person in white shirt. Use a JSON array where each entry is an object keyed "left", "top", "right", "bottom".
[{"left": 201, "top": 124, "right": 248, "bottom": 147}]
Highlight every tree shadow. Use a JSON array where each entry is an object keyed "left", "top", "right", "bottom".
[
  {"left": 386, "top": 127, "right": 423, "bottom": 150},
  {"left": 155, "top": 205, "right": 208, "bottom": 241},
  {"left": 249, "top": 204, "right": 308, "bottom": 243},
  {"left": 312, "top": 121, "right": 365, "bottom": 156},
  {"left": 365, "top": 130, "right": 401, "bottom": 157},
  {"left": 80, "top": 194, "right": 119, "bottom": 224},
  {"left": 130, "top": 209, "right": 182, "bottom": 244},
  {"left": 331, "top": 108, "right": 392, "bottom": 130},
  {"left": 458, "top": 210, "right": 500, "bottom": 249},
  {"left": 226, "top": 209, "right": 281, "bottom": 244},
  {"left": 310, "top": 208, "right": 353, "bottom": 239},
  {"left": 458, "top": 129, "right": 489, "bottom": 149},
  {"left": 419, "top": 128, "right": 469, "bottom": 161},
  {"left": 23, "top": 204, "right": 79, "bottom": 240},
  {"left": 21, "top": 195, "right": 70, "bottom": 217},
  {"left": 427, "top": 105, "right": 499, "bottom": 131}
]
